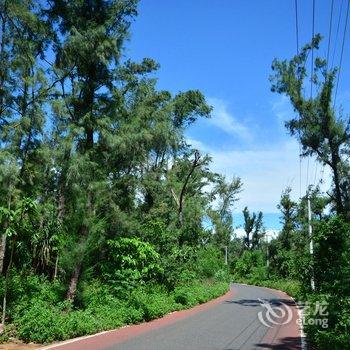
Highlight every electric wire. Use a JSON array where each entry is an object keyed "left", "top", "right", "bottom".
[
  {"left": 295, "top": 0, "right": 300, "bottom": 54},
  {"left": 326, "top": 0, "right": 334, "bottom": 69},
  {"left": 331, "top": 0, "right": 344, "bottom": 69},
  {"left": 333, "top": 0, "right": 350, "bottom": 109}
]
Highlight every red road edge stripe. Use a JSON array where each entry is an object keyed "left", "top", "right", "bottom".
[{"left": 40, "top": 287, "right": 234, "bottom": 350}]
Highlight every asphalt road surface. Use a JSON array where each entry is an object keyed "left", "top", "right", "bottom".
[{"left": 42, "top": 284, "right": 303, "bottom": 350}]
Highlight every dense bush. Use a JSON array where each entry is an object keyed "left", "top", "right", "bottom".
[
  {"left": 194, "top": 245, "right": 227, "bottom": 278},
  {"left": 313, "top": 217, "right": 350, "bottom": 295},
  {"left": 234, "top": 250, "right": 268, "bottom": 283},
  {"left": 159, "top": 244, "right": 229, "bottom": 289},
  {"left": 10, "top": 278, "right": 228, "bottom": 344},
  {"left": 302, "top": 217, "right": 350, "bottom": 349},
  {"left": 304, "top": 294, "right": 350, "bottom": 350},
  {"left": 101, "top": 238, "right": 162, "bottom": 294}
]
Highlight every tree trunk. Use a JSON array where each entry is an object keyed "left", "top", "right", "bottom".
[
  {"left": 55, "top": 147, "right": 70, "bottom": 280},
  {"left": 65, "top": 192, "right": 91, "bottom": 302},
  {"left": 1, "top": 237, "right": 16, "bottom": 329},
  {"left": 0, "top": 233, "right": 6, "bottom": 275},
  {"left": 53, "top": 255, "right": 59, "bottom": 280},
  {"left": 66, "top": 263, "right": 81, "bottom": 302},
  {"left": 330, "top": 147, "right": 344, "bottom": 214},
  {"left": 0, "top": 194, "right": 12, "bottom": 276}
]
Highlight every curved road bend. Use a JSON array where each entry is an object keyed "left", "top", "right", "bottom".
[{"left": 41, "top": 284, "right": 303, "bottom": 350}]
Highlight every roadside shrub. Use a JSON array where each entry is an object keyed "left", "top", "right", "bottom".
[
  {"left": 129, "top": 287, "right": 178, "bottom": 321},
  {"left": 101, "top": 238, "right": 162, "bottom": 295},
  {"left": 160, "top": 245, "right": 197, "bottom": 289},
  {"left": 13, "top": 279, "right": 228, "bottom": 343},
  {"left": 234, "top": 250, "right": 267, "bottom": 281},
  {"left": 172, "top": 285, "right": 197, "bottom": 307},
  {"left": 195, "top": 245, "right": 226, "bottom": 278},
  {"left": 305, "top": 294, "right": 350, "bottom": 350},
  {"left": 313, "top": 216, "right": 350, "bottom": 295},
  {"left": 214, "top": 268, "right": 231, "bottom": 282},
  {"left": 14, "top": 300, "right": 64, "bottom": 343},
  {"left": 172, "top": 281, "right": 228, "bottom": 307}
]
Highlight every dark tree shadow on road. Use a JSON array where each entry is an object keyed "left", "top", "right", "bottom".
[
  {"left": 255, "top": 336, "right": 303, "bottom": 349},
  {"left": 225, "top": 298, "right": 297, "bottom": 308}
]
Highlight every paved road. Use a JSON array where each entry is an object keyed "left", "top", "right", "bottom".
[{"left": 42, "top": 284, "right": 303, "bottom": 350}]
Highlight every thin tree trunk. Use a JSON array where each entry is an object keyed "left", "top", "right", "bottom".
[
  {"left": 1, "top": 237, "right": 15, "bottom": 329},
  {"left": 53, "top": 255, "right": 59, "bottom": 280},
  {"left": 170, "top": 151, "right": 202, "bottom": 246},
  {"left": 330, "top": 147, "right": 344, "bottom": 214},
  {"left": 0, "top": 233, "right": 6, "bottom": 275},
  {"left": 0, "top": 193, "right": 12, "bottom": 275},
  {"left": 65, "top": 191, "right": 91, "bottom": 301},
  {"left": 54, "top": 148, "right": 70, "bottom": 280},
  {"left": 66, "top": 263, "right": 81, "bottom": 302}
]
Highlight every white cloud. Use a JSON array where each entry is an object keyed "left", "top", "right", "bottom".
[
  {"left": 207, "top": 98, "right": 251, "bottom": 140},
  {"left": 271, "top": 95, "right": 295, "bottom": 124},
  {"left": 187, "top": 137, "right": 331, "bottom": 213},
  {"left": 186, "top": 95, "right": 332, "bottom": 215},
  {"left": 186, "top": 137, "right": 207, "bottom": 151},
  {"left": 209, "top": 140, "right": 301, "bottom": 212},
  {"left": 234, "top": 228, "right": 278, "bottom": 240}
]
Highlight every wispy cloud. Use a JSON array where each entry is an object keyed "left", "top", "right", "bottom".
[
  {"left": 186, "top": 136, "right": 331, "bottom": 213},
  {"left": 186, "top": 95, "right": 332, "bottom": 214},
  {"left": 207, "top": 97, "right": 251, "bottom": 140},
  {"left": 271, "top": 95, "right": 295, "bottom": 123}
]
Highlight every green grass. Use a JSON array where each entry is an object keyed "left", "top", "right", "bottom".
[
  {"left": 11, "top": 280, "right": 228, "bottom": 344},
  {"left": 234, "top": 277, "right": 302, "bottom": 300}
]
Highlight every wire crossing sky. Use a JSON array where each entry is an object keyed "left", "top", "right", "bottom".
[{"left": 126, "top": 0, "right": 350, "bottom": 215}]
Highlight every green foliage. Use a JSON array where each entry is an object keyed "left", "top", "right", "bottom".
[
  {"left": 234, "top": 250, "right": 267, "bottom": 282},
  {"left": 102, "top": 238, "right": 162, "bottom": 294},
  {"left": 12, "top": 277, "right": 228, "bottom": 343},
  {"left": 172, "top": 281, "right": 228, "bottom": 307},
  {"left": 313, "top": 216, "right": 350, "bottom": 295},
  {"left": 129, "top": 286, "right": 178, "bottom": 321},
  {"left": 304, "top": 294, "right": 350, "bottom": 350},
  {"left": 194, "top": 245, "right": 227, "bottom": 279},
  {"left": 242, "top": 207, "right": 265, "bottom": 249},
  {"left": 160, "top": 245, "right": 197, "bottom": 288}
]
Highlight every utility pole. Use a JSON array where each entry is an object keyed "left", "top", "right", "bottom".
[
  {"left": 307, "top": 196, "right": 315, "bottom": 291},
  {"left": 265, "top": 233, "right": 270, "bottom": 278},
  {"left": 224, "top": 245, "right": 228, "bottom": 265},
  {"left": 266, "top": 235, "right": 270, "bottom": 269}
]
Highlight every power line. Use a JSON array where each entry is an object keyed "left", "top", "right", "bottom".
[
  {"left": 331, "top": 0, "right": 344, "bottom": 68},
  {"left": 295, "top": 0, "right": 300, "bottom": 54},
  {"left": 326, "top": 0, "right": 334, "bottom": 69},
  {"left": 333, "top": 0, "right": 350, "bottom": 108}
]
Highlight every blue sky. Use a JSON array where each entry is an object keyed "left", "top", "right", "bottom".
[{"left": 125, "top": 0, "right": 350, "bottom": 228}]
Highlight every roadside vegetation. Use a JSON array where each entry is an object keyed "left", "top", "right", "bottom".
[{"left": 232, "top": 36, "right": 350, "bottom": 349}]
